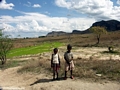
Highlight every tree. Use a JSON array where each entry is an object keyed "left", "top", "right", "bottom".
[
  {"left": 89, "top": 26, "right": 107, "bottom": 45},
  {"left": 0, "top": 29, "right": 13, "bottom": 65}
]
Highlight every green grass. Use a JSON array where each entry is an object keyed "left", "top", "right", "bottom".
[{"left": 7, "top": 42, "right": 63, "bottom": 58}]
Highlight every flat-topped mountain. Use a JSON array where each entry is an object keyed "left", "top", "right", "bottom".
[
  {"left": 92, "top": 20, "right": 120, "bottom": 31},
  {"left": 46, "top": 31, "right": 67, "bottom": 37}
]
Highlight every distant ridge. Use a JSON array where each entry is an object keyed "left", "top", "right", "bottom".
[
  {"left": 46, "top": 31, "right": 67, "bottom": 37},
  {"left": 92, "top": 20, "right": 120, "bottom": 31},
  {"left": 46, "top": 20, "right": 120, "bottom": 36}
]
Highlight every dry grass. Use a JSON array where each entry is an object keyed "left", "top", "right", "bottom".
[
  {"left": 14, "top": 30, "right": 120, "bottom": 82},
  {"left": 12, "top": 30, "right": 120, "bottom": 48},
  {"left": 74, "top": 58, "right": 120, "bottom": 81},
  {"left": 18, "top": 56, "right": 120, "bottom": 82},
  {"left": 17, "top": 57, "right": 65, "bottom": 78},
  {"left": 17, "top": 57, "right": 51, "bottom": 74}
]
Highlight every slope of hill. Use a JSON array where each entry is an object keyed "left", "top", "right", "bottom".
[{"left": 92, "top": 20, "right": 120, "bottom": 31}]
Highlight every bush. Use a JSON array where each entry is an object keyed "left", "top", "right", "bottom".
[{"left": 108, "top": 46, "right": 114, "bottom": 52}]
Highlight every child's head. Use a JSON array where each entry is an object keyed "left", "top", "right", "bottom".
[
  {"left": 53, "top": 48, "right": 58, "bottom": 54},
  {"left": 67, "top": 44, "right": 72, "bottom": 51}
]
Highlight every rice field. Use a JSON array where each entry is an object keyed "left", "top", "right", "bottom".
[{"left": 7, "top": 42, "right": 63, "bottom": 58}]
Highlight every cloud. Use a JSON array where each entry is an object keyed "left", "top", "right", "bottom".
[
  {"left": 0, "top": 12, "right": 95, "bottom": 37},
  {"left": 117, "top": 0, "right": 120, "bottom": 5},
  {"left": 55, "top": 0, "right": 120, "bottom": 21},
  {"left": 33, "top": 4, "right": 41, "bottom": 8},
  {"left": 24, "top": 1, "right": 31, "bottom": 7},
  {"left": 0, "top": 0, "right": 14, "bottom": 10},
  {"left": 24, "top": 2, "right": 41, "bottom": 8},
  {"left": 55, "top": 0, "right": 72, "bottom": 9}
]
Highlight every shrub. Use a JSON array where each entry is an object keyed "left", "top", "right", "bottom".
[{"left": 108, "top": 46, "right": 114, "bottom": 52}]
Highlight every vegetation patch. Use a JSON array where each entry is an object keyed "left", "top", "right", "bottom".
[
  {"left": 74, "top": 59, "right": 120, "bottom": 81},
  {"left": 18, "top": 57, "right": 120, "bottom": 82},
  {"left": 17, "top": 58, "right": 51, "bottom": 74},
  {"left": 102, "top": 50, "right": 120, "bottom": 55},
  {"left": 7, "top": 42, "right": 63, "bottom": 58},
  {"left": 0, "top": 60, "right": 27, "bottom": 70}
]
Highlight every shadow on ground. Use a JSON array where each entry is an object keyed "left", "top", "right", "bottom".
[{"left": 30, "top": 77, "right": 65, "bottom": 86}]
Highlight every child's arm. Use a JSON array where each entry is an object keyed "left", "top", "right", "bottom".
[
  {"left": 69, "top": 53, "right": 73, "bottom": 62},
  {"left": 58, "top": 54, "right": 61, "bottom": 67},
  {"left": 51, "top": 54, "right": 53, "bottom": 68},
  {"left": 64, "top": 52, "right": 71, "bottom": 64},
  {"left": 64, "top": 55, "right": 70, "bottom": 65}
]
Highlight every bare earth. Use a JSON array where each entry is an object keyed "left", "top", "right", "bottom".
[{"left": 0, "top": 47, "right": 120, "bottom": 90}]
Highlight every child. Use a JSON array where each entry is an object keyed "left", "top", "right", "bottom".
[
  {"left": 51, "top": 48, "right": 60, "bottom": 80},
  {"left": 64, "top": 44, "right": 74, "bottom": 80}
]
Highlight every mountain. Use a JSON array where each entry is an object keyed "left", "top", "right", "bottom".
[
  {"left": 72, "top": 30, "right": 90, "bottom": 34},
  {"left": 46, "top": 31, "right": 67, "bottom": 37},
  {"left": 91, "top": 20, "right": 120, "bottom": 31},
  {"left": 46, "top": 20, "right": 120, "bottom": 36}
]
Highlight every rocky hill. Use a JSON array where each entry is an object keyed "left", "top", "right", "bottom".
[
  {"left": 46, "top": 31, "right": 67, "bottom": 37},
  {"left": 92, "top": 20, "right": 120, "bottom": 31},
  {"left": 46, "top": 20, "right": 120, "bottom": 36}
]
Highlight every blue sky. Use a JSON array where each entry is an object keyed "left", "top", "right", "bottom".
[{"left": 0, "top": 0, "right": 120, "bottom": 38}]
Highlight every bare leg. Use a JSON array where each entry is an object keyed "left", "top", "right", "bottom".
[
  {"left": 70, "top": 70, "right": 74, "bottom": 79},
  {"left": 53, "top": 71, "right": 55, "bottom": 80},
  {"left": 64, "top": 71, "right": 67, "bottom": 80},
  {"left": 56, "top": 72, "right": 59, "bottom": 80}
]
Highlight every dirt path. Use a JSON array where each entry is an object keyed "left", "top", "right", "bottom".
[
  {"left": 0, "top": 67, "right": 120, "bottom": 90},
  {"left": 27, "top": 80, "right": 120, "bottom": 90}
]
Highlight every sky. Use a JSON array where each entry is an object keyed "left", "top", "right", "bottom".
[{"left": 0, "top": 0, "right": 120, "bottom": 38}]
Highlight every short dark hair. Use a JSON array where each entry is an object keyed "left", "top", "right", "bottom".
[
  {"left": 53, "top": 48, "right": 58, "bottom": 52},
  {"left": 67, "top": 44, "right": 72, "bottom": 49}
]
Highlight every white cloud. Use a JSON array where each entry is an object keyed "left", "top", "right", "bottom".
[
  {"left": 0, "top": 0, "right": 14, "bottom": 10},
  {"left": 55, "top": 0, "right": 72, "bottom": 9},
  {"left": 117, "top": 0, "right": 120, "bottom": 5},
  {"left": 0, "top": 23, "right": 15, "bottom": 32},
  {"left": 0, "top": 12, "right": 95, "bottom": 37},
  {"left": 33, "top": 4, "right": 41, "bottom": 8},
  {"left": 24, "top": 2, "right": 41, "bottom": 8},
  {"left": 24, "top": 1, "right": 31, "bottom": 7},
  {"left": 55, "top": 0, "right": 120, "bottom": 21}
]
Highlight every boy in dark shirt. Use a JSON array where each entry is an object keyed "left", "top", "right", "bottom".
[{"left": 64, "top": 44, "right": 74, "bottom": 80}]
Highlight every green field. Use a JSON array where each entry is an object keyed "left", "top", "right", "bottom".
[{"left": 7, "top": 42, "right": 63, "bottom": 58}]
